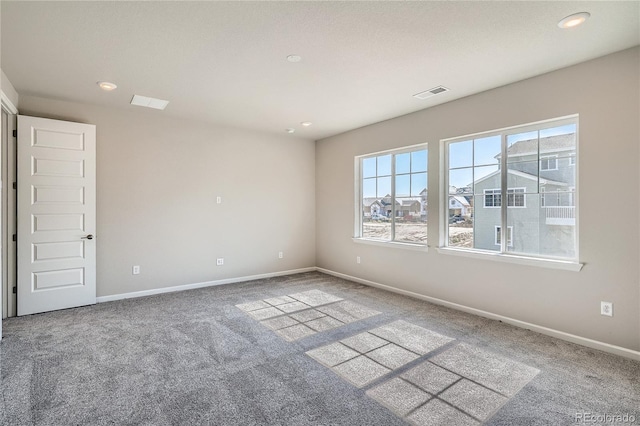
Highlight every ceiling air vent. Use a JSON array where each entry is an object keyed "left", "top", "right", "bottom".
[
  {"left": 130, "top": 94, "right": 169, "bottom": 110},
  {"left": 413, "top": 86, "right": 450, "bottom": 100}
]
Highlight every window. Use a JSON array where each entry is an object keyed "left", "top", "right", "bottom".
[
  {"left": 357, "top": 144, "right": 427, "bottom": 245},
  {"left": 540, "top": 155, "right": 558, "bottom": 171},
  {"left": 484, "top": 189, "right": 501, "bottom": 207},
  {"left": 484, "top": 188, "right": 525, "bottom": 208},
  {"left": 495, "top": 226, "right": 513, "bottom": 247},
  {"left": 443, "top": 115, "right": 577, "bottom": 261}
]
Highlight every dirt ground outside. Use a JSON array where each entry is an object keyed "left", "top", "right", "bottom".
[{"left": 362, "top": 223, "right": 473, "bottom": 247}]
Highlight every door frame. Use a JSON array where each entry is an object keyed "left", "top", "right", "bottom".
[{"left": 1, "top": 92, "right": 18, "bottom": 321}]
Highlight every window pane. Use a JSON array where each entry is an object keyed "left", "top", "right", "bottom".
[
  {"left": 507, "top": 130, "right": 538, "bottom": 147},
  {"left": 507, "top": 131, "right": 538, "bottom": 164},
  {"left": 362, "top": 157, "right": 377, "bottom": 178},
  {"left": 473, "top": 165, "right": 499, "bottom": 194},
  {"left": 474, "top": 135, "right": 501, "bottom": 167},
  {"left": 362, "top": 178, "right": 376, "bottom": 198},
  {"left": 362, "top": 216, "right": 392, "bottom": 241},
  {"left": 506, "top": 194, "right": 540, "bottom": 255},
  {"left": 411, "top": 150, "right": 427, "bottom": 172},
  {"left": 449, "top": 140, "right": 472, "bottom": 169},
  {"left": 507, "top": 161, "right": 538, "bottom": 190},
  {"left": 377, "top": 155, "right": 392, "bottom": 176},
  {"left": 394, "top": 197, "right": 427, "bottom": 243},
  {"left": 449, "top": 168, "right": 473, "bottom": 193},
  {"left": 540, "top": 124, "right": 576, "bottom": 140},
  {"left": 448, "top": 208, "right": 474, "bottom": 248},
  {"left": 396, "top": 153, "right": 410, "bottom": 174},
  {"left": 469, "top": 195, "right": 499, "bottom": 252},
  {"left": 411, "top": 172, "right": 427, "bottom": 196},
  {"left": 377, "top": 176, "right": 391, "bottom": 197},
  {"left": 396, "top": 174, "right": 410, "bottom": 197},
  {"left": 505, "top": 193, "right": 575, "bottom": 258}
]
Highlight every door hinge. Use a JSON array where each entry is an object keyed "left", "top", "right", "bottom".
[
  {"left": 12, "top": 182, "right": 17, "bottom": 190},
  {"left": 12, "top": 234, "right": 17, "bottom": 242},
  {"left": 12, "top": 286, "right": 16, "bottom": 294},
  {"left": 12, "top": 130, "right": 17, "bottom": 138}
]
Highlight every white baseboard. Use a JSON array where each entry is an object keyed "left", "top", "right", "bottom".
[
  {"left": 96, "top": 267, "right": 316, "bottom": 303},
  {"left": 316, "top": 267, "right": 640, "bottom": 362}
]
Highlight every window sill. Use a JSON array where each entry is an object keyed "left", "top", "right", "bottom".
[
  {"left": 437, "top": 247, "right": 583, "bottom": 271},
  {"left": 352, "top": 238, "right": 428, "bottom": 251}
]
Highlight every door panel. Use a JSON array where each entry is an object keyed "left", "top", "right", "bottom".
[{"left": 17, "top": 115, "right": 96, "bottom": 315}]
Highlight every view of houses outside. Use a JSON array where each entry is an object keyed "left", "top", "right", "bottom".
[
  {"left": 447, "top": 123, "right": 577, "bottom": 258},
  {"left": 361, "top": 148, "right": 427, "bottom": 243},
  {"left": 358, "top": 121, "right": 576, "bottom": 258}
]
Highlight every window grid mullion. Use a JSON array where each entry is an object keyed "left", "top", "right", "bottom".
[
  {"left": 500, "top": 134, "right": 507, "bottom": 253},
  {"left": 391, "top": 154, "right": 396, "bottom": 241}
]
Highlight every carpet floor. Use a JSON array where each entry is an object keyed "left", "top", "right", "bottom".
[{"left": 0, "top": 271, "right": 638, "bottom": 425}]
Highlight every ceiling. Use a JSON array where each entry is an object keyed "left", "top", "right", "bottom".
[{"left": 2, "top": 1, "right": 639, "bottom": 140}]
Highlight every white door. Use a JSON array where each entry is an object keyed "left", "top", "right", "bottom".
[{"left": 17, "top": 116, "right": 96, "bottom": 315}]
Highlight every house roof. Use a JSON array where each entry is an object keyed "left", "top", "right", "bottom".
[
  {"left": 473, "top": 169, "right": 568, "bottom": 187},
  {"left": 450, "top": 195, "right": 471, "bottom": 207},
  {"left": 500, "top": 133, "right": 576, "bottom": 158},
  {"left": 363, "top": 198, "right": 381, "bottom": 207}
]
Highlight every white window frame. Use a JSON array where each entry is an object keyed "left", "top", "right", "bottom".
[
  {"left": 569, "top": 155, "right": 576, "bottom": 166},
  {"left": 439, "top": 115, "right": 581, "bottom": 270},
  {"left": 495, "top": 226, "right": 513, "bottom": 247},
  {"left": 540, "top": 155, "right": 558, "bottom": 171},
  {"left": 484, "top": 188, "right": 526, "bottom": 208},
  {"left": 483, "top": 189, "right": 501, "bottom": 208},
  {"left": 507, "top": 188, "right": 526, "bottom": 208},
  {"left": 354, "top": 143, "right": 428, "bottom": 249}
]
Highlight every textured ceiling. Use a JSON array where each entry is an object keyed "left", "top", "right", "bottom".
[{"left": 1, "top": 1, "right": 639, "bottom": 140}]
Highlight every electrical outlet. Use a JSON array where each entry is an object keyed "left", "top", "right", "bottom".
[
  {"left": 278, "top": 251, "right": 283, "bottom": 259},
  {"left": 356, "top": 256, "right": 361, "bottom": 264},
  {"left": 132, "top": 265, "right": 140, "bottom": 275},
  {"left": 600, "top": 301, "right": 613, "bottom": 317},
  {"left": 216, "top": 258, "right": 224, "bottom": 266},
  {"left": 216, "top": 196, "right": 222, "bottom": 204}
]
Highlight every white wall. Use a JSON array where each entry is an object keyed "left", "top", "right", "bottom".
[
  {"left": 19, "top": 96, "right": 316, "bottom": 298},
  {"left": 316, "top": 47, "right": 640, "bottom": 351}
]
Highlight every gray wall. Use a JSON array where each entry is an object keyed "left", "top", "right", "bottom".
[
  {"left": 316, "top": 47, "right": 640, "bottom": 351},
  {"left": 19, "top": 96, "right": 316, "bottom": 298}
]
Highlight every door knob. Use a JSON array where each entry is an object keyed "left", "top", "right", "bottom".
[{"left": 81, "top": 234, "right": 94, "bottom": 240}]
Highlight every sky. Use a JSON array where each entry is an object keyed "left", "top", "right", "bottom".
[{"left": 362, "top": 150, "right": 427, "bottom": 198}]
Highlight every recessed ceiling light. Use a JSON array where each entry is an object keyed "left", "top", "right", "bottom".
[
  {"left": 286, "top": 128, "right": 295, "bottom": 134},
  {"left": 287, "top": 55, "right": 302, "bottom": 63},
  {"left": 558, "top": 12, "right": 590, "bottom": 29},
  {"left": 300, "top": 121, "right": 312, "bottom": 127},
  {"left": 97, "top": 81, "right": 117, "bottom": 91}
]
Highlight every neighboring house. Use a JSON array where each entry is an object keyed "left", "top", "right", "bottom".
[
  {"left": 363, "top": 191, "right": 426, "bottom": 220},
  {"left": 473, "top": 134, "right": 576, "bottom": 257},
  {"left": 448, "top": 195, "right": 472, "bottom": 217},
  {"left": 363, "top": 197, "right": 383, "bottom": 217}
]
